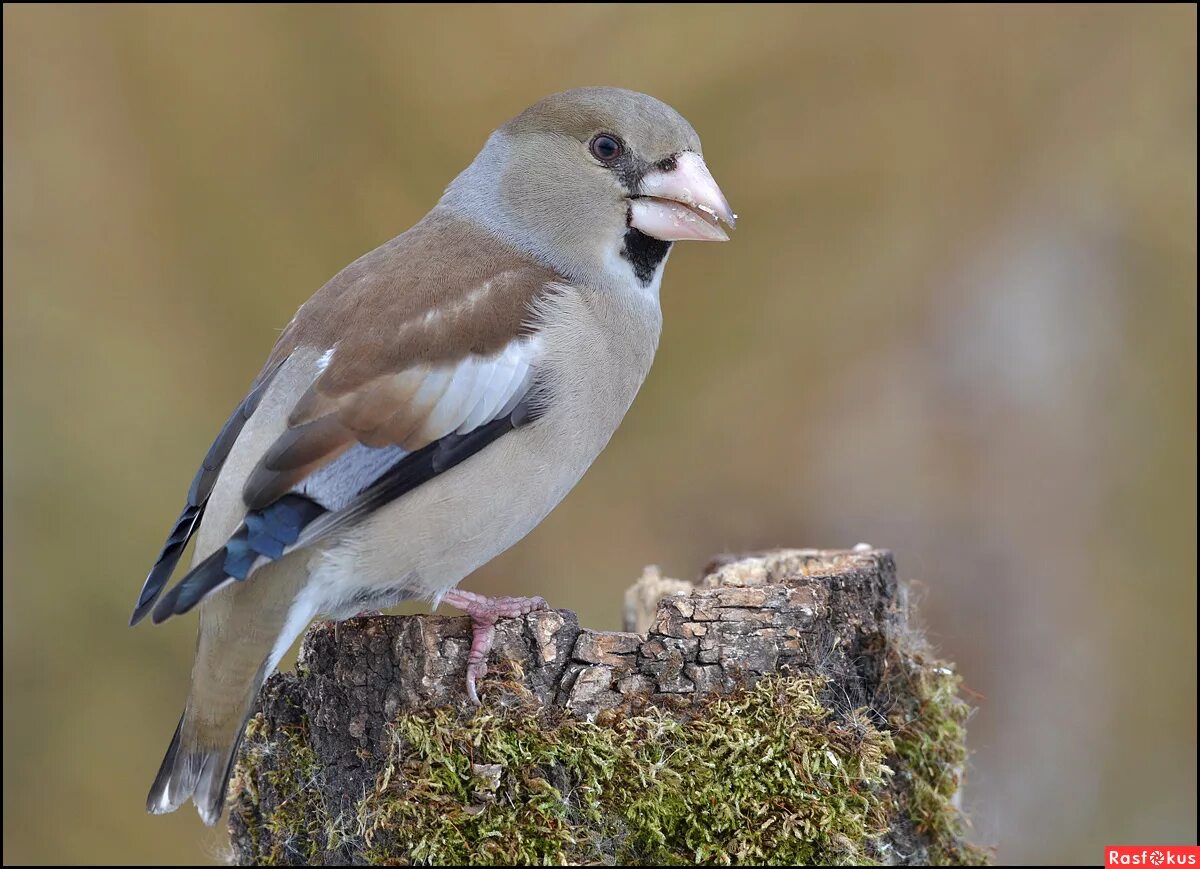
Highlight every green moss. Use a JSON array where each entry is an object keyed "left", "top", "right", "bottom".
[
  {"left": 355, "top": 676, "right": 895, "bottom": 866},
  {"left": 884, "top": 651, "right": 992, "bottom": 865},
  {"left": 234, "top": 712, "right": 331, "bottom": 865},
  {"left": 233, "top": 664, "right": 988, "bottom": 865}
]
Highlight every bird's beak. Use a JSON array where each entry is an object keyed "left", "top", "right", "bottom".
[{"left": 629, "top": 151, "right": 736, "bottom": 242}]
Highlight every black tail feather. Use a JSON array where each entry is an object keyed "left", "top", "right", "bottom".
[
  {"left": 146, "top": 711, "right": 248, "bottom": 826},
  {"left": 146, "top": 714, "right": 188, "bottom": 813}
]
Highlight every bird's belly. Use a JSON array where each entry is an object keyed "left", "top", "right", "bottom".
[{"left": 306, "top": 398, "right": 620, "bottom": 614}]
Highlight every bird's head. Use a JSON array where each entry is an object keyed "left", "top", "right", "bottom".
[{"left": 442, "top": 87, "right": 735, "bottom": 287}]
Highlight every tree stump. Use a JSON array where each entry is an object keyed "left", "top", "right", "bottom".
[{"left": 229, "top": 548, "right": 989, "bottom": 865}]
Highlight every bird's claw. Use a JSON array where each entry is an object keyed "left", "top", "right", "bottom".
[
  {"left": 465, "top": 658, "right": 488, "bottom": 706},
  {"left": 443, "top": 590, "right": 549, "bottom": 705}
]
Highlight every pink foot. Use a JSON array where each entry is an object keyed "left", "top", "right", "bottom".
[{"left": 442, "top": 589, "right": 548, "bottom": 705}]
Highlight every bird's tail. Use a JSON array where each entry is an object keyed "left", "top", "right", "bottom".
[
  {"left": 146, "top": 709, "right": 247, "bottom": 827},
  {"left": 144, "top": 549, "right": 317, "bottom": 825}
]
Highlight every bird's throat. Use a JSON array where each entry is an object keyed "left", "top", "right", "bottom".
[{"left": 620, "top": 228, "right": 672, "bottom": 286}]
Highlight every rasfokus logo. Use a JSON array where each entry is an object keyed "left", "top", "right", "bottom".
[{"left": 1107, "top": 847, "right": 1200, "bottom": 867}]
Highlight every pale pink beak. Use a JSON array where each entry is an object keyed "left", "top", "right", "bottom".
[{"left": 629, "top": 151, "right": 736, "bottom": 242}]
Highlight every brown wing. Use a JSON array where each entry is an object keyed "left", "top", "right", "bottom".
[{"left": 241, "top": 209, "right": 560, "bottom": 510}]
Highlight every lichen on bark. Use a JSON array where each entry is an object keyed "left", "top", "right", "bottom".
[{"left": 229, "top": 548, "right": 990, "bottom": 865}]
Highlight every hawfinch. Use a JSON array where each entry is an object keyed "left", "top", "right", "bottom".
[{"left": 133, "top": 87, "right": 735, "bottom": 825}]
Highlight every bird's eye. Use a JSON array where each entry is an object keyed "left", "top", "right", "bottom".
[{"left": 589, "top": 134, "right": 623, "bottom": 162}]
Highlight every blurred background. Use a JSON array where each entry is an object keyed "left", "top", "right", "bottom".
[{"left": 3, "top": 4, "right": 1195, "bottom": 864}]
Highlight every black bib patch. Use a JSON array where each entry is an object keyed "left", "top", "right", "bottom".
[{"left": 621, "top": 227, "right": 671, "bottom": 286}]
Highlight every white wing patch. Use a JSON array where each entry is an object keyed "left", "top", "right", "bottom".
[
  {"left": 457, "top": 340, "right": 524, "bottom": 433},
  {"left": 296, "top": 336, "right": 541, "bottom": 511},
  {"left": 315, "top": 346, "right": 336, "bottom": 372},
  {"left": 405, "top": 335, "right": 541, "bottom": 445}
]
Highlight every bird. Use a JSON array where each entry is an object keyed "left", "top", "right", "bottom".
[{"left": 131, "top": 86, "right": 735, "bottom": 826}]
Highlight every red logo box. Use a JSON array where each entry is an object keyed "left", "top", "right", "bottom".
[{"left": 1107, "top": 847, "right": 1200, "bottom": 867}]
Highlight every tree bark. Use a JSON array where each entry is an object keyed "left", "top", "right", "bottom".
[{"left": 229, "top": 548, "right": 988, "bottom": 865}]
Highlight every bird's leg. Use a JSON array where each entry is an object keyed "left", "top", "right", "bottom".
[{"left": 441, "top": 589, "right": 549, "bottom": 705}]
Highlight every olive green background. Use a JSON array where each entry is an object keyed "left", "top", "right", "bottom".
[{"left": 3, "top": 5, "right": 1195, "bottom": 865}]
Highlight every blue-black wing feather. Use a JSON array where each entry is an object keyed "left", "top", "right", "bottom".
[
  {"left": 130, "top": 363, "right": 283, "bottom": 625},
  {"left": 145, "top": 399, "right": 538, "bottom": 623}
]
